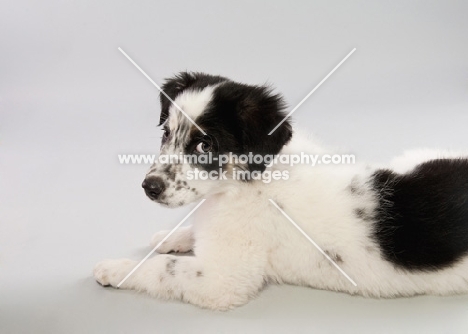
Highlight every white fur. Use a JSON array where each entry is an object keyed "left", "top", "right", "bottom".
[
  {"left": 94, "top": 86, "right": 468, "bottom": 309},
  {"left": 171, "top": 86, "right": 215, "bottom": 120},
  {"left": 94, "top": 129, "right": 468, "bottom": 310}
]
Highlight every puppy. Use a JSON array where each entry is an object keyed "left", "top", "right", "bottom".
[{"left": 94, "top": 72, "right": 468, "bottom": 310}]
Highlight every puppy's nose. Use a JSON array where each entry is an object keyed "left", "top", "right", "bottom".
[{"left": 142, "top": 176, "right": 165, "bottom": 199}]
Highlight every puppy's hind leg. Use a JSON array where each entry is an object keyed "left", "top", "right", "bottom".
[{"left": 150, "top": 225, "right": 194, "bottom": 253}]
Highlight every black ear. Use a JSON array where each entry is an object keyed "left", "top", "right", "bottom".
[
  {"left": 159, "top": 72, "right": 198, "bottom": 125},
  {"left": 239, "top": 86, "right": 293, "bottom": 172}
]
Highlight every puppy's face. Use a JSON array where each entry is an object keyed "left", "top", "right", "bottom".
[{"left": 142, "top": 72, "right": 292, "bottom": 208}]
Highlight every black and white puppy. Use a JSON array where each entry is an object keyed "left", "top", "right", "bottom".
[{"left": 94, "top": 72, "right": 468, "bottom": 310}]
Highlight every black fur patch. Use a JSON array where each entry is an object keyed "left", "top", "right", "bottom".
[
  {"left": 194, "top": 81, "right": 292, "bottom": 173},
  {"left": 371, "top": 159, "right": 468, "bottom": 271},
  {"left": 166, "top": 259, "right": 177, "bottom": 276},
  {"left": 325, "top": 250, "right": 343, "bottom": 263},
  {"left": 354, "top": 207, "right": 373, "bottom": 222},
  {"left": 158, "top": 72, "right": 293, "bottom": 175},
  {"left": 163, "top": 164, "right": 176, "bottom": 181}
]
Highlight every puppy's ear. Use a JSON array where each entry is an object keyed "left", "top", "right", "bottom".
[
  {"left": 239, "top": 87, "right": 293, "bottom": 172},
  {"left": 159, "top": 72, "right": 198, "bottom": 125}
]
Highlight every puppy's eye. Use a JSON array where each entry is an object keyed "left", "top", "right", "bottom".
[{"left": 195, "top": 141, "right": 211, "bottom": 153}]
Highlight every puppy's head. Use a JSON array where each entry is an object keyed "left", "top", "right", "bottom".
[{"left": 143, "top": 72, "right": 292, "bottom": 207}]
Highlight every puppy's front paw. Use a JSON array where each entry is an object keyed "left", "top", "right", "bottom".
[
  {"left": 150, "top": 230, "right": 192, "bottom": 253},
  {"left": 93, "top": 259, "right": 135, "bottom": 288}
]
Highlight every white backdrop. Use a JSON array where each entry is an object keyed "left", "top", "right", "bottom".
[{"left": 2, "top": 1, "right": 468, "bottom": 333}]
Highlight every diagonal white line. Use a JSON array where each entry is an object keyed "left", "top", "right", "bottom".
[
  {"left": 268, "top": 48, "right": 356, "bottom": 135},
  {"left": 269, "top": 199, "right": 357, "bottom": 287},
  {"left": 118, "top": 47, "right": 207, "bottom": 136},
  {"left": 117, "top": 199, "right": 206, "bottom": 288}
]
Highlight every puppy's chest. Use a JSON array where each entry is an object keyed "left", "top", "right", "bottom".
[{"left": 192, "top": 179, "right": 375, "bottom": 267}]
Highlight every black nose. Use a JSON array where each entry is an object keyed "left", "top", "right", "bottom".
[{"left": 142, "top": 176, "right": 165, "bottom": 200}]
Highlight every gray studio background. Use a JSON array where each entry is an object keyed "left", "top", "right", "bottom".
[{"left": 1, "top": 1, "right": 468, "bottom": 333}]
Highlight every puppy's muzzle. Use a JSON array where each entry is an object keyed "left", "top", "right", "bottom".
[{"left": 142, "top": 176, "right": 165, "bottom": 200}]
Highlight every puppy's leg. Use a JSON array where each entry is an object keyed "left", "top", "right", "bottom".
[
  {"left": 94, "top": 253, "right": 264, "bottom": 310},
  {"left": 150, "top": 225, "right": 194, "bottom": 253}
]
